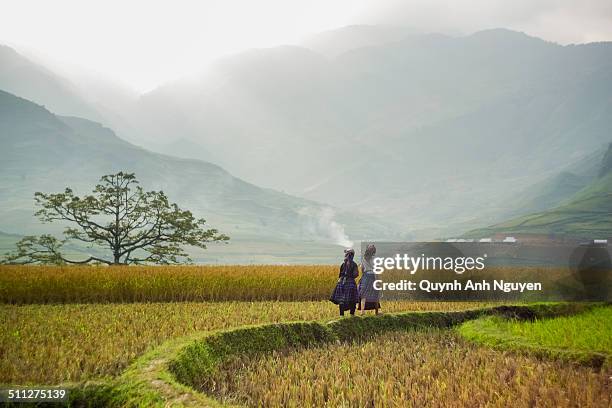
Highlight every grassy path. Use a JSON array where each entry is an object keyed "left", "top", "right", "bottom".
[{"left": 459, "top": 306, "right": 612, "bottom": 367}]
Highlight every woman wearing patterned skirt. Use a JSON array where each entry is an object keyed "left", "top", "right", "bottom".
[
  {"left": 358, "top": 244, "right": 381, "bottom": 315},
  {"left": 330, "top": 248, "right": 360, "bottom": 316}
]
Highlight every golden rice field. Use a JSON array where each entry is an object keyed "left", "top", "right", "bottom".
[
  {"left": 208, "top": 330, "right": 612, "bottom": 408},
  {"left": 0, "top": 300, "right": 489, "bottom": 384},
  {"left": 1, "top": 264, "right": 608, "bottom": 408},
  {"left": 0, "top": 265, "right": 338, "bottom": 303},
  {"left": 0, "top": 264, "right": 571, "bottom": 304}
]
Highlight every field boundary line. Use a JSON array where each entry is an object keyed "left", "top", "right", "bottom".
[
  {"left": 2, "top": 303, "right": 596, "bottom": 407},
  {"left": 458, "top": 307, "right": 611, "bottom": 369}
]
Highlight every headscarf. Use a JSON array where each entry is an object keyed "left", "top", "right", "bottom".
[
  {"left": 344, "top": 248, "right": 355, "bottom": 271},
  {"left": 362, "top": 244, "right": 376, "bottom": 272},
  {"left": 364, "top": 244, "right": 376, "bottom": 260}
]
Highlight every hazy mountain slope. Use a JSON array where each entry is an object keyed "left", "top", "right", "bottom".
[
  {"left": 468, "top": 143, "right": 612, "bottom": 238},
  {"left": 498, "top": 148, "right": 605, "bottom": 219},
  {"left": 451, "top": 144, "right": 606, "bottom": 235},
  {"left": 0, "top": 45, "right": 101, "bottom": 121},
  {"left": 308, "top": 30, "right": 612, "bottom": 197},
  {"left": 0, "top": 90, "right": 395, "bottom": 247},
  {"left": 128, "top": 45, "right": 348, "bottom": 189},
  {"left": 300, "top": 25, "right": 414, "bottom": 57},
  {"left": 123, "top": 28, "right": 612, "bottom": 237}
]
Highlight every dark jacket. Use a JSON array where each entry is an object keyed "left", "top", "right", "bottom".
[{"left": 330, "top": 260, "right": 360, "bottom": 305}]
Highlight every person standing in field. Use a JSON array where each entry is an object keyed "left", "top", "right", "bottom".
[
  {"left": 330, "top": 248, "right": 360, "bottom": 316},
  {"left": 358, "top": 244, "right": 381, "bottom": 315}
]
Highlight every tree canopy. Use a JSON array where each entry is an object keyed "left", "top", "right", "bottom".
[{"left": 3, "top": 172, "right": 228, "bottom": 265}]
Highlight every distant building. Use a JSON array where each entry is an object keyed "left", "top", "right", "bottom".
[{"left": 491, "top": 233, "right": 583, "bottom": 244}]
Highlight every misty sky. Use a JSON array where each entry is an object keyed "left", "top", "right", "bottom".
[{"left": 2, "top": 0, "right": 611, "bottom": 93}]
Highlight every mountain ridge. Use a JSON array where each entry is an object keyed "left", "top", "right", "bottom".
[
  {"left": 0, "top": 89, "right": 396, "bottom": 251},
  {"left": 466, "top": 143, "right": 612, "bottom": 239},
  {"left": 3, "top": 27, "right": 612, "bottom": 240},
  {"left": 0, "top": 44, "right": 101, "bottom": 121},
  {"left": 117, "top": 28, "right": 612, "bottom": 237}
]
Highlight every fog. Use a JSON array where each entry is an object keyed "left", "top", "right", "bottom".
[
  {"left": 362, "top": 0, "right": 612, "bottom": 45},
  {"left": 1, "top": 0, "right": 611, "bottom": 92}
]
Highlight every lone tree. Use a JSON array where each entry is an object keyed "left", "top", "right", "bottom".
[{"left": 3, "top": 172, "right": 228, "bottom": 265}]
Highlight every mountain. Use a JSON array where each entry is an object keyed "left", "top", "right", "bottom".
[
  {"left": 122, "top": 28, "right": 612, "bottom": 237},
  {"left": 0, "top": 90, "right": 398, "bottom": 259},
  {"left": 467, "top": 143, "right": 612, "bottom": 239},
  {"left": 496, "top": 148, "right": 604, "bottom": 219},
  {"left": 0, "top": 45, "right": 101, "bottom": 121},
  {"left": 127, "top": 45, "right": 345, "bottom": 189},
  {"left": 300, "top": 25, "right": 415, "bottom": 57}
]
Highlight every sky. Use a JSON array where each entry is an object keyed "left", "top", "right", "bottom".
[{"left": 1, "top": 0, "right": 611, "bottom": 93}]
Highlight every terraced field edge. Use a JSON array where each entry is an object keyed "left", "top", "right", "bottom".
[
  {"left": 2, "top": 303, "right": 596, "bottom": 407},
  {"left": 458, "top": 305, "right": 611, "bottom": 369}
]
